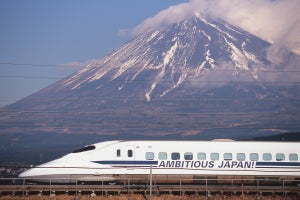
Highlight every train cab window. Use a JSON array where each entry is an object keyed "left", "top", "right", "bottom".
[
  {"left": 276, "top": 153, "right": 285, "bottom": 161},
  {"left": 237, "top": 153, "right": 245, "bottom": 161},
  {"left": 223, "top": 153, "right": 232, "bottom": 161},
  {"left": 128, "top": 150, "right": 133, "bottom": 158},
  {"left": 159, "top": 152, "right": 167, "bottom": 160},
  {"left": 72, "top": 145, "right": 96, "bottom": 153},
  {"left": 197, "top": 152, "right": 206, "bottom": 160},
  {"left": 289, "top": 153, "right": 298, "bottom": 161},
  {"left": 145, "top": 152, "right": 154, "bottom": 160},
  {"left": 263, "top": 153, "right": 272, "bottom": 161},
  {"left": 171, "top": 152, "right": 180, "bottom": 160},
  {"left": 184, "top": 152, "right": 193, "bottom": 160},
  {"left": 117, "top": 149, "right": 121, "bottom": 157},
  {"left": 210, "top": 153, "right": 219, "bottom": 161},
  {"left": 250, "top": 153, "right": 259, "bottom": 161}
]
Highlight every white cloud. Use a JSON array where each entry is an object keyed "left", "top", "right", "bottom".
[{"left": 133, "top": 0, "right": 300, "bottom": 56}]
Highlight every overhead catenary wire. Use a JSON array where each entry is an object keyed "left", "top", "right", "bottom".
[
  {"left": 1, "top": 74, "right": 300, "bottom": 84},
  {"left": 0, "top": 120, "right": 299, "bottom": 131},
  {"left": 1, "top": 61, "right": 300, "bottom": 73}
]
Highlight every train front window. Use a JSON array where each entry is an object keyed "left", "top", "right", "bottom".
[{"left": 72, "top": 145, "right": 96, "bottom": 153}]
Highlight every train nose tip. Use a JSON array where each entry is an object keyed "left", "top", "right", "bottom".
[{"left": 18, "top": 169, "right": 32, "bottom": 178}]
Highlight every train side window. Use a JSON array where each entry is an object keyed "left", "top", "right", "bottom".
[
  {"left": 159, "top": 152, "right": 167, "bottom": 160},
  {"left": 276, "top": 153, "right": 285, "bottom": 161},
  {"left": 117, "top": 149, "right": 121, "bottom": 157},
  {"left": 197, "top": 152, "right": 206, "bottom": 160},
  {"left": 184, "top": 152, "right": 193, "bottom": 160},
  {"left": 263, "top": 153, "right": 272, "bottom": 161},
  {"left": 128, "top": 150, "right": 133, "bottom": 158},
  {"left": 289, "top": 153, "right": 298, "bottom": 161},
  {"left": 250, "top": 153, "right": 259, "bottom": 161},
  {"left": 237, "top": 153, "right": 245, "bottom": 161},
  {"left": 210, "top": 153, "right": 219, "bottom": 161},
  {"left": 171, "top": 152, "right": 180, "bottom": 160},
  {"left": 145, "top": 152, "right": 154, "bottom": 160},
  {"left": 224, "top": 153, "right": 232, "bottom": 161}
]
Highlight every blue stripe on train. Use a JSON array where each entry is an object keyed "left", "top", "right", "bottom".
[
  {"left": 92, "top": 160, "right": 158, "bottom": 165},
  {"left": 92, "top": 160, "right": 300, "bottom": 168},
  {"left": 256, "top": 162, "right": 300, "bottom": 168}
]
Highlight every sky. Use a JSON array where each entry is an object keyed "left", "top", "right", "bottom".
[
  {"left": 0, "top": 0, "right": 299, "bottom": 107},
  {"left": 0, "top": 0, "right": 188, "bottom": 107}
]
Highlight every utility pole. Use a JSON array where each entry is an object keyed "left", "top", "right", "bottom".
[{"left": 150, "top": 165, "right": 152, "bottom": 200}]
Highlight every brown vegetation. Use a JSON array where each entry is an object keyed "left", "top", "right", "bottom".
[{"left": 0, "top": 194, "right": 299, "bottom": 200}]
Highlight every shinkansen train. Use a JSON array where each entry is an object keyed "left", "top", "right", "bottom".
[{"left": 19, "top": 140, "right": 300, "bottom": 183}]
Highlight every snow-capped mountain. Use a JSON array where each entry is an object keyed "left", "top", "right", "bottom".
[
  {"left": 59, "top": 17, "right": 270, "bottom": 101},
  {"left": 1, "top": 16, "right": 299, "bottom": 139}
]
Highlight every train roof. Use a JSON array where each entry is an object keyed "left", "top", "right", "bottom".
[{"left": 90, "top": 140, "right": 300, "bottom": 148}]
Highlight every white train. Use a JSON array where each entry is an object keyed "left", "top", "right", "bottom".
[{"left": 19, "top": 140, "right": 300, "bottom": 183}]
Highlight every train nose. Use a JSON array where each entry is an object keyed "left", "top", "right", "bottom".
[
  {"left": 18, "top": 169, "right": 31, "bottom": 178},
  {"left": 19, "top": 166, "right": 45, "bottom": 179},
  {"left": 18, "top": 167, "right": 47, "bottom": 183},
  {"left": 18, "top": 159, "right": 66, "bottom": 182}
]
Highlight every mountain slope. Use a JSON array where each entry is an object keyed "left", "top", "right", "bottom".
[{"left": 1, "top": 16, "right": 299, "bottom": 139}]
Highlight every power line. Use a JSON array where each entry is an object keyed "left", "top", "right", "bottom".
[
  {"left": 0, "top": 75, "right": 63, "bottom": 80},
  {"left": 0, "top": 121, "right": 299, "bottom": 130},
  {"left": 0, "top": 96, "right": 299, "bottom": 101},
  {"left": 0, "top": 62, "right": 64, "bottom": 68},
  {"left": 1, "top": 62, "right": 300, "bottom": 72},
  {"left": 1, "top": 74, "right": 300, "bottom": 84}
]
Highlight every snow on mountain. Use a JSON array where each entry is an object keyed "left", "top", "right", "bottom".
[{"left": 58, "top": 16, "right": 271, "bottom": 103}]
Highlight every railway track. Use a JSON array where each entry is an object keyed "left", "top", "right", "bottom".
[{"left": 0, "top": 184, "right": 299, "bottom": 197}]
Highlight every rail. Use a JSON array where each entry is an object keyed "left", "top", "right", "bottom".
[{"left": 0, "top": 177, "right": 299, "bottom": 198}]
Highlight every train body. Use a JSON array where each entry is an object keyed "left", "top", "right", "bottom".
[{"left": 19, "top": 140, "right": 300, "bottom": 183}]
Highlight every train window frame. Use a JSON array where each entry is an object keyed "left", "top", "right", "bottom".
[
  {"left": 184, "top": 152, "right": 193, "bottom": 160},
  {"left": 250, "top": 153, "right": 259, "bottom": 161},
  {"left": 210, "top": 153, "right": 219, "bottom": 161},
  {"left": 128, "top": 150, "right": 133, "bottom": 158},
  {"left": 223, "top": 153, "right": 232, "bottom": 161},
  {"left": 289, "top": 153, "right": 298, "bottom": 161},
  {"left": 276, "top": 153, "right": 285, "bottom": 161},
  {"left": 197, "top": 152, "right": 206, "bottom": 160},
  {"left": 158, "top": 152, "right": 167, "bottom": 160},
  {"left": 145, "top": 152, "right": 155, "bottom": 160},
  {"left": 171, "top": 152, "right": 180, "bottom": 160},
  {"left": 237, "top": 153, "right": 246, "bottom": 161},
  {"left": 263, "top": 153, "right": 272, "bottom": 161},
  {"left": 117, "top": 149, "right": 121, "bottom": 157}
]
